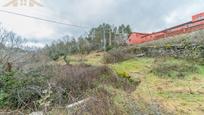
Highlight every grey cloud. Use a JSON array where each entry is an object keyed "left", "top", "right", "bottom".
[
  {"left": 3, "top": 0, "right": 204, "bottom": 47},
  {"left": 46, "top": 0, "right": 204, "bottom": 33}
]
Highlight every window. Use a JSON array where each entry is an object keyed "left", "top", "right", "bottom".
[{"left": 197, "top": 16, "right": 204, "bottom": 20}]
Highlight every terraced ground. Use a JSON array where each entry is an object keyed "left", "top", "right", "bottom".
[{"left": 60, "top": 52, "right": 204, "bottom": 115}]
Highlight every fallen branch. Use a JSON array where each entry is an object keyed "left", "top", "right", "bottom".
[{"left": 66, "top": 97, "right": 95, "bottom": 109}]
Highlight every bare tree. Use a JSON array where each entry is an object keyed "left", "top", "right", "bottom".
[
  {"left": 0, "top": 25, "right": 9, "bottom": 49},
  {"left": 0, "top": 25, "right": 26, "bottom": 72}
]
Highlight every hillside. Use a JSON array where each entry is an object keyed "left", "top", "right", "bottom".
[
  {"left": 55, "top": 31, "right": 204, "bottom": 115},
  {"left": 1, "top": 26, "right": 204, "bottom": 115},
  {"left": 64, "top": 51, "right": 204, "bottom": 115},
  {"left": 1, "top": 1, "right": 204, "bottom": 115}
]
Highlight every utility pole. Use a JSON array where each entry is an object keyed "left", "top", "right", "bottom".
[
  {"left": 103, "top": 27, "right": 106, "bottom": 51},
  {"left": 109, "top": 27, "right": 112, "bottom": 46},
  {"left": 92, "top": 29, "right": 95, "bottom": 41},
  {"left": 121, "top": 27, "right": 125, "bottom": 44}
]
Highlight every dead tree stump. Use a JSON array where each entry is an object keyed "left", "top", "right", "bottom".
[{"left": 4, "top": 62, "right": 12, "bottom": 72}]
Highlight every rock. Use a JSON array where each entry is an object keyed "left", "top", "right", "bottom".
[{"left": 29, "top": 111, "right": 43, "bottom": 115}]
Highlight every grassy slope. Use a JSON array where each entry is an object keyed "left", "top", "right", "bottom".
[
  {"left": 53, "top": 30, "right": 204, "bottom": 114},
  {"left": 68, "top": 52, "right": 204, "bottom": 115},
  {"left": 117, "top": 58, "right": 204, "bottom": 115}
]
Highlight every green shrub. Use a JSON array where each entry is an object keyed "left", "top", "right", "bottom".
[
  {"left": 0, "top": 70, "right": 47, "bottom": 109},
  {"left": 106, "top": 45, "right": 115, "bottom": 51},
  {"left": 117, "top": 71, "right": 130, "bottom": 79},
  {"left": 0, "top": 90, "right": 8, "bottom": 108}
]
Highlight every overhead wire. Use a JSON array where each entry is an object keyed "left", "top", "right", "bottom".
[{"left": 0, "top": 9, "right": 89, "bottom": 29}]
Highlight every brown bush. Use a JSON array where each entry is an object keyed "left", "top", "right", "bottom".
[
  {"left": 44, "top": 64, "right": 112, "bottom": 104},
  {"left": 103, "top": 48, "right": 133, "bottom": 64},
  {"left": 42, "top": 64, "right": 138, "bottom": 105},
  {"left": 52, "top": 65, "right": 111, "bottom": 95},
  {"left": 71, "top": 88, "right": 124, "bottom": 115},
  {"left": 1, "top": 63, "right": 138, "bottom": 111}
]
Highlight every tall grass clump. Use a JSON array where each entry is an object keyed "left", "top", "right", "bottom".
[{"left": 151, "top": 57, "right": 198, "bottom": 79}]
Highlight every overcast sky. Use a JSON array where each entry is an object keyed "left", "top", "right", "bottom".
[{"left": 0, "top": 0, "right": 204, "bottom": 47}]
